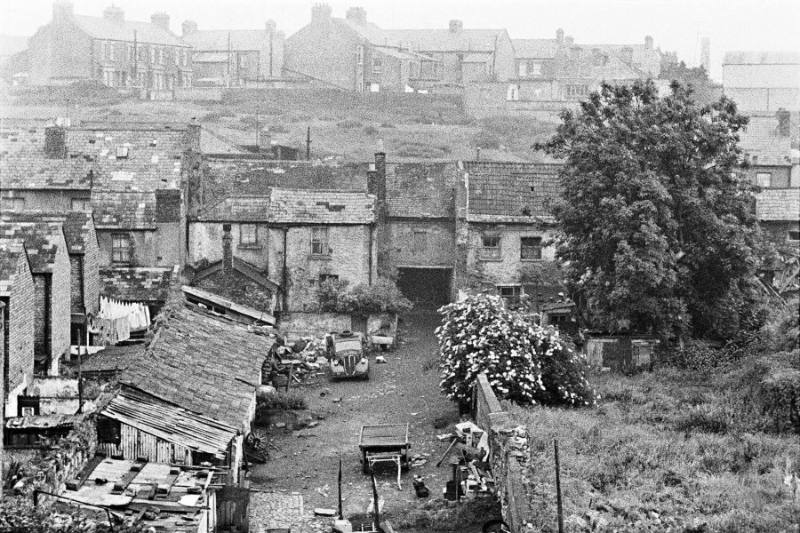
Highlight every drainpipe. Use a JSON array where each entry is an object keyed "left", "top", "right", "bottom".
[
  {"left": 281, "top": 226, "right": 288, "bottom": 312},
  {"left": 368, "top": 223, "right": 374, "bottom": 285}
]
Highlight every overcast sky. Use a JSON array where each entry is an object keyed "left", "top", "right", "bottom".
[{"left": 2, "top": 0, "right": 798, "bottom": 80}]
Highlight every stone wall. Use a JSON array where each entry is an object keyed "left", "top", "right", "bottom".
[
  {"left": 279, "top": 312, "right": 351, "bottom": 338},
  {"left": 473, "top": 373, "right": 535, "bottom": 533}
]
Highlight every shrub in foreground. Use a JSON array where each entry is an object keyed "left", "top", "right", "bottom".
[{"left": 435, "top": 294, "right": 595, "bottom": 407}]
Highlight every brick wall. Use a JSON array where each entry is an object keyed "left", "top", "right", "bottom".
[
  {"left": 4, "top": 255, "right": 34, "bottom": 407},
  {"left": 284, "top": 17, "right": 361, "bottom": 90},
  {"left": 279, "top": 312, "right": 352, "bottom": 338},
  {"left": 82, "top": 222, "right": 100, "bottom": 316},
  {"left": 69, "top": 256, "right": 83, "bottom": 314},
  {"left": 387, "top": 221, "right": 455, "bottom": 269},
  {"left": 189, "top": 222, "right": 270, "bottom": 270}
]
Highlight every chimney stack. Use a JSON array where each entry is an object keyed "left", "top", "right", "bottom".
[
  {"left": 151, "top": 12, "right": 170, "bottom": 32},
  {"left": 103, "top": 5, "right": 124, "bottom": 24},
  {"left": 564, "top": 35, "right": 574, "bottom": 46},
  {"left": 556, "top": 28, "right": 564, "bottom": 44},
  {"left": 449, "top": 19, "right": 463, "bottom": 33},
  {"left": 222, "top": 224, "right": 233, "bottom": 275},
  {"left": 777, "top": 108, "right": 791, "bottom": 137},
  {"left": 53, "top": 1, "right": 74, "bottom": 22},
  {"left": 266, "top": 19, "right": 277, "bottom": 34},
  {"left": 644, "top": 35, "right": 654, "bottom": 50},
  {"left": 44, "top": 126, "right": 67, "bottom": 159},
  {"left": 182, "top": 20, "right": 198, "bottom": 36},
  {"left": 346, "top": 7, "right": 367, "bottom": 25},
  {"left": 311, "top": 3, "right": 332, "bottom": 25}
]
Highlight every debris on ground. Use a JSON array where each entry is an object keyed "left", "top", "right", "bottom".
[{"left": 375, "top": 355, "right": 387, "bottom": 364}]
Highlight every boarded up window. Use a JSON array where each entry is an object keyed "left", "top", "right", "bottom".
[
  {"left": 97, "top": 416, "right": 121, "bottom": 444},
  {"left": 520, "top": 236, "right": 542, "bottom": 260}
]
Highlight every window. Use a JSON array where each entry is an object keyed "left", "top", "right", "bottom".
[
  {"left": 481, "top": 233, "right": 501, "bottom": 260},
  {"left": 97, "top": 416, "right": 121, "bottom": 445},
  {"left": 319, "top": 273, "right": 339, "bottom": 284},
  {"left": 1, "top": 197, "right": 25, "bottom": 211},
  {"left": 756, "top": 172, "right": 772, "bottom": 187},
  {"left": 788, "top": 230, "right": 800, "bottom": 242},
  {"left": 159, "top": 47, "right": 165, "bottom": 65},
  {"left": 372, "top": 56, "right": 382, "bottom": 75},
  {"left": 520, "top": 236, "right": 543, "bottom": 260},
  {"left": 149, "top": 47, "right": 156, "bottom": 64},
  {"left": 239, "top": 223, "right": 258, "bottom": 246},
  {"left": 71, "top": 198, "right": 90, "bottom": 211},
  {"left": 565, "top": 84, "right": 589, "bottom": 97},
  {"left": 527, "top": 61, "right": 542, "bottom": 76},
  {"left": 239, "top": 54, "right": 247, "bottom": 68},
  {"left": 311, "top": 227, "right": 330, "bottom": 256},
  {"left": 412, "top": 230, "right": 427, "bottom": 254},
  {"left": 115, "top": 146, "right": 129, "bottom": 159},
  {"left": 182, "top": 50, "right": 188, "bottom": 67},
  {"left": 111, "top": 233, "right": 131, "bottom": 263},
  {"left": 127, "top": 44, "right": 134, "bottom": 61},
  {"left": 497, "top": 285, "right": 521, "bottom": 306},
  {"left": 356, "top": 45, "right": 365, "bottom": 66},
  {"left": 518, "top": 62, "right": 527, "bottom": 77}
]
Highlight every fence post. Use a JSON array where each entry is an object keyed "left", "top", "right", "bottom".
[{"left": 554, "top": 438, "right": 564, "bottom": 533}]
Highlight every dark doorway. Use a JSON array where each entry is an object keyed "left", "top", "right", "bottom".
[{"left": 397, "top": 268, "right": 451, "bottom": 310}]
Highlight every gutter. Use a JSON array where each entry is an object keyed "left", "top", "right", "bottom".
[{"left": 368, "top": 223, "right": 374, "bottom": 285}]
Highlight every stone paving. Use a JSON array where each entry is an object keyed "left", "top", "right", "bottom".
[{"left": 249, "top": 491, "right": 330, "bottom": 533}]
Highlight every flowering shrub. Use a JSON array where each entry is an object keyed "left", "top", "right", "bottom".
[
  {"left": 318, "top": 277, "right": 413, "bottom": 315},
  {"left": 435, "top": 294, "right": 595, "bottom": 406}
]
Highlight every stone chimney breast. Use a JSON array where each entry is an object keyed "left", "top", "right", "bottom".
[
  {"left": 311, "top": 3, "right": 332, "bottom": 25},
  {"left": 556, "top": 28, "right": 564, "bottom": 43}
]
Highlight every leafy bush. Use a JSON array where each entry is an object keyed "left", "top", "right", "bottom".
[
  {"left": 761, "top": 299, "right": 800, "bottom": 352},
  {"left": 256, "top": 390, "right": 308, "bottom": 411},
  {"left": 318, "top": 278, "right": 413, "bottom": 315},
  {"left": 471, "top": 129, "right": 502, "bottom": 150},
  {"left": 435, "top": 294, "right": 595, "bottom": 406},
  {"left": 755, "top": 351, "right": 800, "bottom": 434}
]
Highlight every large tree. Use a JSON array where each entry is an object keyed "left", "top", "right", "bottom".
[{"left": 539, "top": 80, "right": 759, "bottom": 339}]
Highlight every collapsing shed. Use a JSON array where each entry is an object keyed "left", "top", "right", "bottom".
[
  {"left": 586, "top": 336, "right": 659, "bottom": 373},
  {"left": 98, "top": 386, "right": 242, "bottom": 470}
]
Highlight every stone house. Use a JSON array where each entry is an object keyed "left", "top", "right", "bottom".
[
  {"left": 181, "top": 20, "right": 285, "bottom": 85},
  {"left": 27, "top": 2, "right": 193, "bottom": 90},
  {"left": 383, "top": 160, "right": 459, "bottom": 308},
  {"left": 267, "top": 188, "right": 377, "bottom": 312},
  {"left": 0, "top": 239, "right": 34, "bottom": 418},
  {"left": 457, "top": 162, "right": 563, "bottom": 308},
  {"left": 0, "top": 212, "right": 100, "bottom": 346},
  {"left": 723, "top": 51, "right": 800, "bottom": 112},
  {"left": 0, "top": 124, "right": 95, "bottom": 212},
  {"left": 284, "top": 5, "right": 430, "bottom": 92},
  {"left": 0, "top": 222, "right": 70, "bottom": 379},
  {"left": 739, "top": 110, "right": 799, "bottom": 189}
]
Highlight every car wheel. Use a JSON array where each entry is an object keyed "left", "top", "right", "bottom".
[{"left": 482, "top": 519, "right": 510, "bottom": 533}]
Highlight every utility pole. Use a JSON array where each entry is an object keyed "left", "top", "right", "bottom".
[
  {"left": 554, "top": 439, "right": 564, "bottom": 533},
  {"left": 306, "top": 126, "right": 311, "bottom": 160},
  {"left": 132, "top": 30, "right": 138, "bottom": 88}
]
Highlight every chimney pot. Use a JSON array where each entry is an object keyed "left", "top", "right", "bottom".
[
  {"left": 103, "top": 5, "right": 124, "bottom": 24},
  {"left": 449, "top": 19, "right": 463, "bottom": 33},
  {"left": 266, "top": 19, "right": 277, "bottom": 33},
  {"left": 311, "top": 3, "right": 332, "bottom": 25},
  {"left": 644, "top": 35, "right": 654, "bottom": 50},
  {"left": 222, "top": 224, "right": 233, "bottom": 275}
]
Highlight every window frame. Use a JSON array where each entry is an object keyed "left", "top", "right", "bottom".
[
  {"left": 96, "top": 416, "right": 121, "bottom": 445},
  {"left": 372, "top": 55, "right": 383, "bottom": 75},
  {"left": 111, "top": 233, "right": 132, "bottom": 264},
  {"left": 755, "top": 172, "right": 772, "bottom": 188},
  {"left": 480, "top": 233, "right": 501, "bottom": 260},
  {"left": 311, "top": 226, "right": 330, "bottom": 256},
  {"left": 1, "top": 197, "right": 25, "bottom": 211},
  {"left": 239, "top": 223, "right": 259, "bottom": 247},
  {"left": 412, "top": 230, "right": 428, "bottom": 254},
  {"left": 70, "top": 198, "right": 90, "bottom": 211},
  {"left": 520, "top": 236, "right": 543, "bottom": 261},
  {"left": 497, "top": 285, "right": 522, "bottom": 306},
  {"left": 788, "top": 230, "right": 800, "bottom": 242}
]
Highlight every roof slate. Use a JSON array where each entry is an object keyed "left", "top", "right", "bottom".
[
  {"left": 0, "top": 211, "right": 95, "bottom": 255},
  {"left": 0, "top": 238, "right": 27, "bottom": 294},
  {"left": 739, "top": 114, "right": 796, "bottom": 166},
  {"left": 0, "top": 153, "right": 95, "bottom": 190},
  {"left": 723, "top": 51, "right": 800, "bottom": 65},
  {"left": 756, "top": 188, "right": 800, "bottom": 221},
  {"left": 81, "top": 343, "right": 145, "bottom": 375},
  {"left": 464, "top": 162, "right": 562, "bottom": 223},
  {"left": 99, "top": 267, "right": 174, "bottom": 303},
  {"left": 72, "top": 14, "right": 188, "bottom": 47},
  {"left": 0, "top": 221, "right": 66, "bottom": 273},
  {"left": 120, "top": 305, "right": 272, "bottom": 430},
  {"left": 386, "top": 162, "right": 457, "bottom": 218},
  {"left": 91, "top": 190, "right": 156, "bottom": 229},
  {"left": 197, "top": 195, "right": 271, "bottom": 222},
  {"left": 268, "top": 188, "right": 375, "bottom": 224},
  {"left": 382, "top": 28, "right": 508, "bottom": 53}
]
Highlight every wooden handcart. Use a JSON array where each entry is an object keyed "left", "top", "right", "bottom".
[{"left": 358, "top": 423, "right": 410, "bottom": 489}]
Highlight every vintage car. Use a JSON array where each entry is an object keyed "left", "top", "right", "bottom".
[{"left": 326, "top": 331, "right": 369, "bottom": 379}]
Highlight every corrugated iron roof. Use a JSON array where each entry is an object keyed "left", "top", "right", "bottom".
[{"left": 102, "top": 386, "right": 238, "bottom": 458}]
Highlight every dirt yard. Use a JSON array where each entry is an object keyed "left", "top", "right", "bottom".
[{"left": 249, "top": 311, "right": 491, "bottom": 533}]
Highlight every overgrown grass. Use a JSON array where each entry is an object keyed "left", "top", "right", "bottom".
[{"left": 508, "top": 357, "right": 800, "bottom": 532}]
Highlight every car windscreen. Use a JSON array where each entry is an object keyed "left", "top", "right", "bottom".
[{"left": 334, "top": 339, "right": 362, "bottom": 353}]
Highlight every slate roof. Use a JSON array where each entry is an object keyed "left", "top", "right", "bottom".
[
  {"left": 386, "top": 162, "right": 457, "bottom": 218},
  {"left": 382, "top": 28, "right": 508, "bottom": 53},
  {"left": 91, "top": 190, "right": 156, "bottom": 229},
  {"left": 0, "top": 239, "right": 28, "bottom": 296},
  {"left": 100, "top": 267, "right": 175, "bottom": 303},
  {"left": 513, "top": 38, "right": 559, "bottom": 59},
  {"left": 120, "top": 305, "right": 272, "bottom": 430},
  {"left": 196, "top": 195, "right": 271, "bottom": 222},
  {"left": 102, "top": 386, "right": 238, "bottom": 458},
  {"left": 739, "top": 113, "right": 796, "bottom": 166},
  {"left": 0, "top": 211, "right": 95, "bottom": 255},
  {"left": 183, "top": 29, "right": 267, "bottom": 51},
  {"left": 80, "top": 343, "right": 145, "bottom": 375},
  {"left": 72, "top": 15, "right": 188, "bottom": 47},
  {"left": 756, "top": 188, "right": 800, "bottom": 221},
  {"left": 0, "top": 221, "right": 66, "bottom": 273},
  {"left": 723, "top": 51, "right": 800, "bottom": 65},
  {"left": 268, "top": 188, "right": 376, "bottom": 224},
  {"left": 0, "top": 153, "right": 95, "bottom": 190},
  {"left": 464, "top": 162, "right": 562, "bottom": 223}
]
